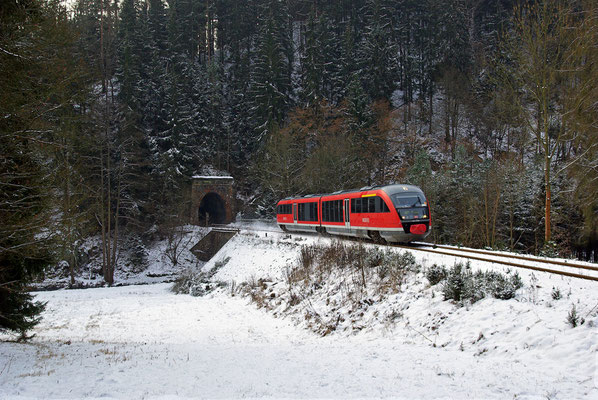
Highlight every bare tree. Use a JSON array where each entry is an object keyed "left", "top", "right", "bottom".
[{"left": 496, "top": 0, "right": 587, "bottom": 243}]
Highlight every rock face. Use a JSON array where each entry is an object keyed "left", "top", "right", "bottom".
[{"left": 191, "top": 175, "right": 235, "bottom": 225}]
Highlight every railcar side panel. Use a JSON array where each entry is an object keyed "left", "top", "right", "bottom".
[{"left": 276, "top": 184, "right": 431, "bottom": 243}]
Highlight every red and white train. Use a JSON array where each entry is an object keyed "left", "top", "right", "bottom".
[{"left": 276, "top": 184, "right": 431, "bottom": 243}]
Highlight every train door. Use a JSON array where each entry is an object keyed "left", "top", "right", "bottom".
[
  {"left": 293, "top": 203, "right": 297, "bottom": 225},
  {"left": 344, "top": 198, "right": 350, "bottom": 228}
]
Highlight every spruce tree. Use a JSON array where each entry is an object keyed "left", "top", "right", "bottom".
[
  {"left": 249, "top": 0, "right": 294, "bottom": 149},
  {"left": 358, "top": 0, "right": 397, "bottom": 101},
  {"left": 0, "top": 0, "right": 87, "bottom": 336}
]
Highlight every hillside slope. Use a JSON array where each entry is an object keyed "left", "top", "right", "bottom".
[{"left": 1, "top": 226, "right": 597, "bottom": 399}]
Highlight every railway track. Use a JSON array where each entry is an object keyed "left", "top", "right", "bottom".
[
  {"left": 217, "top": 223, "right": 598, "bottom": 282},
  {"left": 394, "top": 243, "right": 598, "bottom": 282}
]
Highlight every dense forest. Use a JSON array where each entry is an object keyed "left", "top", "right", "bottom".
[{"left": 1, "top": 0, "right": 597, "bottom": 334}]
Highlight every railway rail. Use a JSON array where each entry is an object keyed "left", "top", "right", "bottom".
[
  {"left": 222, "top": 222, "right": 598, "bottom": 282},
  {"left": 393, "top": 243, "right": 598, "bottom": 282}
]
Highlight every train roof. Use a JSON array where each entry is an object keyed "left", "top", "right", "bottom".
[
  {"left": 278, "top": 184, "right": 425, "bottom": 203},
  {"left": 380, "top": 184, "right": 425, "bottom": 197}
]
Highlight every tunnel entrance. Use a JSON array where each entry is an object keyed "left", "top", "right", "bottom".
[
  {"left": 198, "top": 192, "right": 227, "bottom": 225},
  {"left": 191, "top": 174, "right": 235, "bottom": 225}
]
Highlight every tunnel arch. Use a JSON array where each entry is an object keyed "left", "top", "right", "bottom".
[
  {"left": 191, "top": 175, "right": 235, "bottom": 225},
  {"left": 198, "top": 192, "right": 227, "bottom": 225}
]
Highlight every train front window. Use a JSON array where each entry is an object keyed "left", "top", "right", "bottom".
[
  {"left": 392, "top": 194, "right": 426, "bottom": 208},
  {"left": 392, "top": 194, "right": 429, "bottom": 220}
]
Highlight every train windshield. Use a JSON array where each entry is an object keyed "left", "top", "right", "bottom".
[
  {"left": 391, "top": 194, "right": 429, "bottom": 220},
  {"left": 391, "top": 194, "right": 426, "bottom": 208}
]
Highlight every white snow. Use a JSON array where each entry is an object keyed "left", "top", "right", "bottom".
[{"left": 1, "top": 224, "right": 597, "bottom": 399}]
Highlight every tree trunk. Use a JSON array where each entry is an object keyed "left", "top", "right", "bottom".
[{"left": 545, "top": 155, "right": 552, "bottom": 243}]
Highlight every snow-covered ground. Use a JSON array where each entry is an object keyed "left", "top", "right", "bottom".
[
  {"left": 35, "top": 225, "right": 209, "bottom": 289},
  {"left": 2, "top": 224, "right": 597, "bottom": 399}
]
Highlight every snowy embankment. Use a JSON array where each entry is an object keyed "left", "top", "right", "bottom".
[{"left": 1, "top": 226, "right": 597, "bottom": 399}]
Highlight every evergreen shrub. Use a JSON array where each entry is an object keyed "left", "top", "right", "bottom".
[
  {"left": 551, "top": 287, "right": 562, "bottom": 300},
  {"left": 441, "top": 262, "right": 523, "bottom": 304},
  {"left": 426, "top": 264, "right": 448, "bottom": 285},
  {"left": 566, "top": 304, "right": 584, "bottom": 327}
]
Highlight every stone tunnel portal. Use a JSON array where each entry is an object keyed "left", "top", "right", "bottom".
[
  {"left": 198, "top": 192, "right": 227, "bottom": 225},
  {"left": 191, "top": 175, "right": 235, "bottom": 225}
]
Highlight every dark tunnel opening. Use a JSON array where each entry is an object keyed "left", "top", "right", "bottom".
[{"left": 198, "top": 192, "right": 227, "bottom": 225}]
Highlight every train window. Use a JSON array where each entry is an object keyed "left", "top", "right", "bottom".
[
  {"left": 322, "top": 200, "right": 342, "bottom": 222},
  {"left": 298, "top": 202, "right": 318, "bottom": 222},
  {"left": 351, "top": 196, "right": 389, "bottom": 213},
  {"left": 277, "top": 204, "right": 292, "bottom": 214},
  {"left": 350, "top": 198, "right": 359, "bottom": 213},
  {"left": 374, "top": 196, "right": 390, "bottom": 212}
]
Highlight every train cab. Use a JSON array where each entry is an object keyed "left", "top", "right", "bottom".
[{"left": 379, "top": 185, "right": 431, "bottom": 242}]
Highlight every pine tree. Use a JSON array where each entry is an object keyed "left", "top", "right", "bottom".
[
  {"left": 249, "top": 0, "right": 294, "bottom": 149},
  {"left": 216, "top": 0, "right": 258, "bottom": 174},
  {"left": 300, "top": 9, "right": 324, "bottom": 106},
  {"left": 299, "top": 10, "right": 342, "bottom": 106},
  {"left": 117, "top": 0, "right": 142, "bottom": 109},
  {"left": 202, "top": 60, "right": 228, "bottom": 171},
  {"left": 0, "top": 0, "right": 86, "bottom": 336},
  {"left": 357, "top": 0, "right": 397, "bottom": 101}
]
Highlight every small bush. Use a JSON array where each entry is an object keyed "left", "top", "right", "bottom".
[
  {"left": 441, "top": 263, "right": 523, "bottom": 304},
  {"left": 566, "top": 304, "right": 584, "bottom": 328},
  {"left": 551, "top": 287, "right": 562, "bottom": 300},
  {"left": 443, "top": 263, "right": 471, "bottom": 302},
  {"left": 171, "top": 269, "right": 200, "bottom": 294},
  {"left": 539, "top": 241, "right": 559, "bottom": 258},
  {"left": 245, "top": 241, "right": 423, "bottom": 333},
  {"left": 396, "top": 252, "right": 418, "bottom": 272},
  {"left": 171, "top": 257, "right": 230, "bottom": 296},
  {"left": 426, "top": 264, "right": 447, "bottom": 285},
  {"left": 484, "top": 271, "right": 522, "bottom": 300}
]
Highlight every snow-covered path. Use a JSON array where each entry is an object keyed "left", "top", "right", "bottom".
[{"left": 1, "top": 283, "right": 595, "bottom": 399}]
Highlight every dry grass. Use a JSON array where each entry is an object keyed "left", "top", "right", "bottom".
[{"left": 242, "top": 240, "right": 421, "bottom": 335}]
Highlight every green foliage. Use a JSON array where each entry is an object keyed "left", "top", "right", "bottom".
[
  {"left": 566, "top": 304, "right": 579, "bottom": 328},
  {"left": 249, "top": 0, "right": 294, "bottom": 145},
  {"left": 425, "top": 264, "right": 447, "bottom": 286},
  {"left": 442, "top": 263, "right": 472, "bottom": 302},
  {"left": 406, "top": 151, "right": 433, "bottom": 192},
  {"left": 551, "top": 287, "right": 562, "bottom": 301},
  {"left": 0, "top": 276, "right": 47, "bottom": 340},
  {"left": 441, "top": 262, "right": 523, "bottom": 304},
  {"left": 0, "top": 0, "right": 81, "bottom": 336},
  {"left": 539, "top": 241, "right": 560, "bottom": 258},
  {"left": 358, "top": 0, "right": 397, "bottom": 101},
  {"left": 483, "top": 271, "right": 523, "bottom": 300}
]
